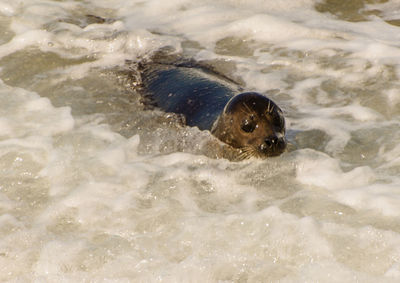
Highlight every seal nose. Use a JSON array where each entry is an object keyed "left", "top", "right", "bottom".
[
  {"left": 264, "top": 136, "right": 278, "bottom": 148},
  {"left": 260, "top": 135, "right": 286, "bottom": 152}
]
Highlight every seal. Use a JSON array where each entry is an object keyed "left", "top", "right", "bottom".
[
  {"left": 137, "top": 58, "right": 286, "bottom": 159},
  {"left": 211, "top": 92, "right": 286, "bottom": 158}
]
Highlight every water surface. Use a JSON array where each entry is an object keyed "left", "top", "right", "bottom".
[{"left": 1, "top": 0, "right": 400, "bottom": 281}]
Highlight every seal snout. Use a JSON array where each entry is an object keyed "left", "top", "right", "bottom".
[
  {"left": 264, "top": 136, "right": 279, "bottom": 148},
  {"left": 259, "top": 135, "right": 286, "bottom": 156},
  {"left": 210, "top": 91, "right": 287, "bottom": 159}
]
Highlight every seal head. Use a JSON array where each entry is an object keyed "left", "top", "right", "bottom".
[{"left": 211, "top": 92, "right": 286, "bottom": 159}]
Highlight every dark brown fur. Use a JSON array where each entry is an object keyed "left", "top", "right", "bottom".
[
  {"left": 136, "top": 55, "right": 287, "bottom": 159},
  {"left": 212, "top": 92, "right": 286, "bottom": 159}
]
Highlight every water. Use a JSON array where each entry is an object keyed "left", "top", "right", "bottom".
[{"left": 1, "top": 0, "right": 400, "bottom": 281}]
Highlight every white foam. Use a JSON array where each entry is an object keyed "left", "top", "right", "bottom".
[
  {"left": 1, "top": 0, "right": 400, "bottom": 281},
  {"left": 335, "top": 183, "right": 400, "bottom": 216},
  {"left": 296, "top": 149, "right": 375, "bottom": 191},
  {"left": 384, "top": 88, "right": 400, "bottom": 108},
  {"left": 0, "top": 81, "right": 74, "bottom": 138},
  {"left": 0, "top": 2, "right": 15, "bottom": 16},
  {"left": 0, "top": 30, "right": 53, "bottom": 58}
]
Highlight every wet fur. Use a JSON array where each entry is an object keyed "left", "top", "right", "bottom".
[{"left": 131, "top": 51, "right": 286, "bottom": 159}]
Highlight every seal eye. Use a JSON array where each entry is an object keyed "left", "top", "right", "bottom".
[{"left": 241, "top": 116, "right": 257, "bottom": 133}]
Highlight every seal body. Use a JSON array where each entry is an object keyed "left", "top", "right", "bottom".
[
  {"left": 139, "top": 61, "right": 286, "bottom": 158},
  {"left": 141, "top": 64, "right": 235, "bottom": 130}
]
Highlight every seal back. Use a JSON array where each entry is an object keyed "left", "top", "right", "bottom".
[{"left": 141, "top": 64, "right": 237, "bottom": 130}]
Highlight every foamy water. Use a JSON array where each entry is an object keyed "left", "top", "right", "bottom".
[{"left": 1, "top": 0, "right": 400, "bottom": 281}]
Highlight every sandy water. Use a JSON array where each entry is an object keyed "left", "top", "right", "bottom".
[{"left": 1, "top": 0, "right": 400, "bottom": 281}]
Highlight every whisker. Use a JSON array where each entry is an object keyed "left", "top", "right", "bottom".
[
  {"left": 265, "top": 100, "right": 275, "bottom": 115},
  {"left": 238, "top": 145, "right": 259, "bottom": 160},
  {"left": 237, "top": 148, "right": 249, "bottom": 160},
  {"left": 238, "top": 107, "right": 251, "bottom": 116},
  {"left": 242, "top": 102, "right": 253, "bottom": 115}
]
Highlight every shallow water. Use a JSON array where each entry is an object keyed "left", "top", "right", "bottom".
[{"left": 1, "top": 0, "right": 400, "bottom": 281}]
